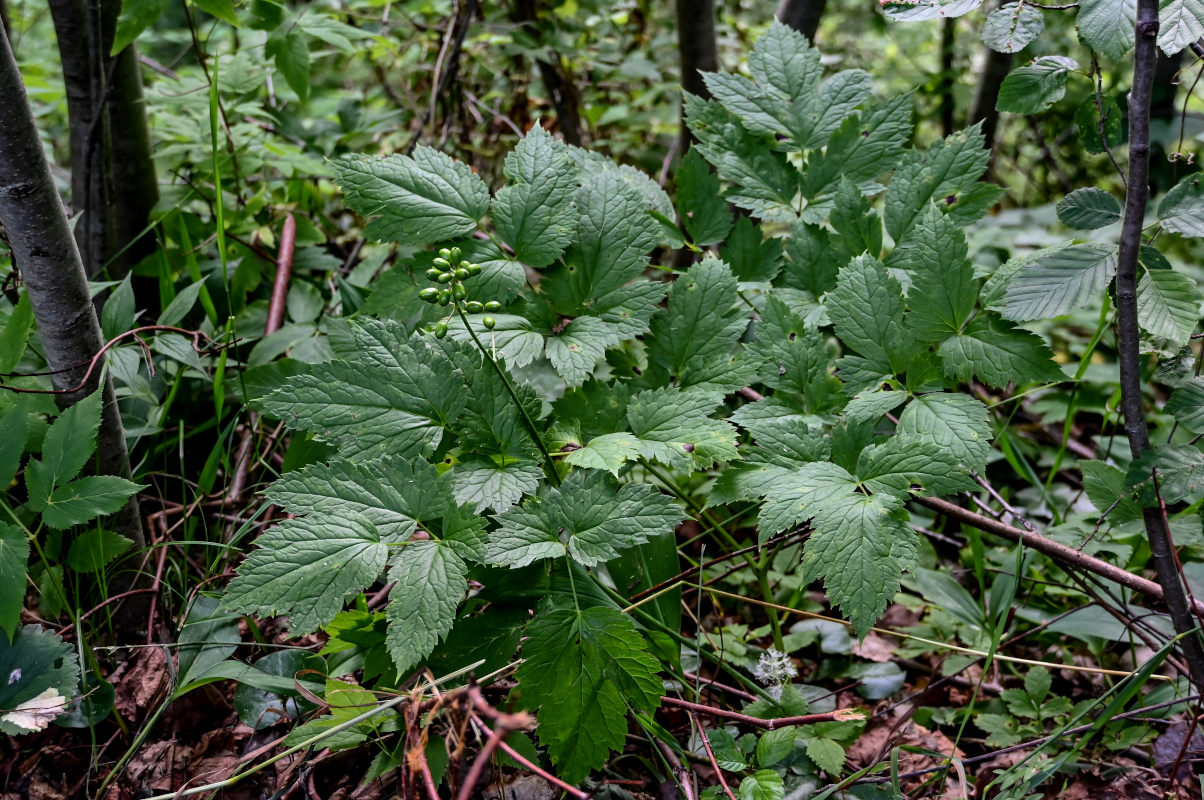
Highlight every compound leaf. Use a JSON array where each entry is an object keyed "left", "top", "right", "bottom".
[
  {"left": 938, "top": 314, "right": 1065, "bottom": 388},
  {"left": 492, "top": 126, "right": 577, "bottom": 267}
]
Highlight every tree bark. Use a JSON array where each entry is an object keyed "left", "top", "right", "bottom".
[
  {"left": 938, "top": 16, "right": 956, "bottom": 137},
  {"left": 675, "top": 0, "right": 717, "bottom": 148},
  {"left": 968, "top": 3, "right": 1012, "bottom": 156},
  {"left": 0, "top": 19, "right": 144, "bottom": 551},
  {"left": 776, "top": 0, "right": 827, "bottom": 44},
  {"left": 1115, "top": 0, "right": 1204, "bottom": 689}
]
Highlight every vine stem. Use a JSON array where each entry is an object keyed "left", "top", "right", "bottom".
[
  {"left": 453, "top": 305, "right": 560, "bottom": 486},
  {"left": 1115, "top": 0, "right": 1204, "bottom": 689}
]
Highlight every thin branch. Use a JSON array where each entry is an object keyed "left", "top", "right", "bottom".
[
  {"left": 663, "top": 696, "right": 864, "bottom": 730},
  {"left": 690, "top": 713, "right": 738, "bottom": 800}
]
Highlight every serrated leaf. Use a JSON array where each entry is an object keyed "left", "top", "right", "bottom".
[
  {"left": 844, "top": 384, "right": 908, "bottom": 423},
  {"left": 1057, "top": 188, "right": 1122, "bottom": 229},
  {"left": 857, "top": 434, "right": 977, "bottom": 496},
  {"left": 260, "top": 321, "right": 466, "bottom": 460},
  {"left": 891, "top": 208, "right": 978, "bottom": 339},
  {"left": 995, "top": 243, "right": 1116, "bottom": 321},
  {"left": 0, "top": 525, "right": 28, "bottom": 642},
  {"left": 492, "top": 126, "right": 577, "bottom": 267},
  {"left": 267, "top": 32, "right": 309, "bottom": 102},
  {"left": 897, "top": 392, "right": 993, "bottom": 472},
  {"left": 626, "top": 387, "right": 739, "bottom": 469},
  {"left": 1076, "top": 94, "right": 1126, "bottom": 153},
  {"left": 749, "top": 296, "right": 838, "bottom": 409},
  {"left": 880, "top": 0, "right": 984, "bottom": 21},
  {"left": 26, "top": 389, "right": 103, "bottom": 510},
  {"left": 938, "top": 314, "right": 1065, "bottom": 388},
  {"left": 1158, "top": 176, "right": 1204, "bottom": 236},
  {"left": 827, "top": 255, "right": 906, "bottom": 370},
  {"left": 1078, "top": 0, "right": 1137, "bottom": 60},
  {"left": 267, "top": 456, "right": 451, "bottom": 539},
  {"left": 759, "top": 461, "right": 860, "bottom": 539},
  {"left": 1126, "top": 444, "right": 1204, "bottom": 504},
  {"left": 451, "top": 457, "right": 541, "bottom": 513},
  {"left": 782, "top": 221, "right": 840, "bottom": 296},
  {"left": 0, "top": 405, "right": 27, "bottom": 493},
  {"left": 385, "top": 540, "right": 470, "bottom": 673},
  {"left": 0, "top": 625, "right": 79, "bottom": 735},
  {"left": 804, "top": 95, "right": 913, "bottom": 210},
  {"left": 996, "top": 56, "right": 1078, "bottom": 114},
  {"left": 676, "top": 149, "right": 733, "bottom": 246},
  {"left": 546, "top": 316, "right": 611, "bottom": 386},
  {"left": 447, "top": 313, "right": 545, "bottom": 368},
  {"left": 41, "top": 476, "right": 144, "bottom": 530},
  {"left": 739, "top": 769, "right": 786, "bottom": 800},
  {"left": 563, "top": 432, "right": 641, "bottom": 476},
  {"left": 982, "top": 2, "right": 1045, "bottom": 52},
  {"left": 223, "top": 515, "right": 388, "bottom": 635},
  {"left": 884, "top": 124, "right": 991, "bottom": 241},
  {"left": 1159, "top": 0, "right": 1204, "bottom": 54},
  {"left": 1138, "top": 266, "right": 1199, "bottom": 343},
  {"left": 1167, "top": 378, "right": 1204, "bottom": 434},
  {"left": 516, "top": 603, "right": 662, "bottom": 783},
  {"left": 806, "top": 737, "right": 846, "bottom": 775},
  {"left": 1080, "top": 461, "right": 1142, "bottom": 523},
  {"left": 721, "top": 215, "right": 785, "bottom": 282},
  {"left": 335, "top": 148, "right": 489, "bottom": 245},
  {"left": 65, "top": 530, "right": 133, "bottom": 573},
  {"left": 486, "top": 472, "right": 683, "bottom": 568}
]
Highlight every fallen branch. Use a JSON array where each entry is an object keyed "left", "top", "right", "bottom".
[{"left": 662, "top": 695, "right": 864, "bottom": 731}]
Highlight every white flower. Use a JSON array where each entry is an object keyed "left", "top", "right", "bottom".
[{"left": 752, "top": 648, "right": 797, "bottom": 687}]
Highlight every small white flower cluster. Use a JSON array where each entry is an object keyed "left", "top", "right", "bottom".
[{"left": 752, "top": 648, "right": 797, "bottom": 699}]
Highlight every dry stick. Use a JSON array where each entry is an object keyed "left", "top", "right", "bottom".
[
  {"left": 656, "top": 739, "right": 698, "bottom": 800},
  {"left": 914, "top": 495, "right": 1204, "bottom": 617},
  {"left": 662, "top": 696, "right": 863, "bottom": 731},
  {"left": 691, "top": 712, "right": 738, "bottom": 800},
  {"left": 454, "top": 709, "right": 533, "bottom": 800},
  {"left": 1110, "top": 0, "right": 1204, "bottom": 689},
  {"left": 413, "top": 739, "right": 442, "bottom": 800},
  {"left": 468, "top": 712, "right": 589, "bottom": 800}
]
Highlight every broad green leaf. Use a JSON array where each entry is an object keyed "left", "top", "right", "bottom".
[
  {"left": 1057, "top": 188, "right": 1122, "bottom": 229},
  {"left": 546, "top": 317, "right": 611, "bottom": 386},
  {"left": 1126, "top": 444, "right": 1204, "bottom": 504},
  {"left": 451, "top": 457, "right": 541, "bottom": 513},
  {"left": 843, "top": 384, "right": 908, "bottom": 423},
  {"left": 191, "top": 0, "right": 239, "bottom": 25},
  {"left": 996, "top": 56, "right": 1078, "bottom": 114},
  {"left": 158, "top": 280, "right": 206, "bottom": 327},
  {"left": 223, "top": 515, "right": 388, "bottom": 635},
  {"left": 1078, "top": 0, "right": 1137, "bottom": 60},
  {"left": 938, "top": 314, "right": 1065, "bottom": 388},
  {"left": 830, "top": 178, "right": 882, "bottom": 260},
  {"left": 646, "top": 257, "right": 748, "bottom": 390},
  {"left": 267, "top": 32, "right": 310, "bottom": 102},
  {"left": 857, "top": 434, "right": 977, "bottom": 496},
  {"left": 0, "top": 405, "right": 27, "bottom": 491},
  {"left": 0, "top": 292, "right": 32, "bottom": 374},
  {"left": 111, "top": 0, "right": 171, "bottom": 54},
  {"left": 995, "top": 243, "right": 1116, "bottom": 321},
  {"left": 675, "top": 149, "right": 732, "bottom": 246},
  {"left": 803, "top": 95, "right": 913, "bottom": 209},
  {"left": 492, "top": 126, "right": 577, "bottom": 267},
  {"left": 26, "top": 389, "right": 103, "bottom": 510},
  {"left": 721, "top": 215, "right": 784, "bottom": 283},
  {"left": 756, "top": 727, "right": 797, "bottom": 767},
  {"left": 749, "top": 296, "right": 838, "bottom": 410},
  {"left": 884, "top": 124, "right": 991, "bottom": 241},
  {"left": 759, "top": 461, "right": 860, "bottom": 539},
  {"left": 1166, "top": 378, "right": 1204, "bottom": 434},
  {"left": 0, "top": 625, "right": 78, "bottom": 735},
  {"left": 626, "top": 387, "right": 739, "bottom": 469},
  {"left": 1137, "top": 266, "right": 1198, "bottom": 343},
  {"left": 1158, "top": 175, "right": 1204, "bottom": 236},
  {"left": 782, "top": 220, "right": 840, "bottom": 296},
  {"left": 800, "top": 489, "right": 915, "bottom": 637},
  {"left": 334, "top": 148, "right": 489, "bottom": 245},
  {"left": 65, "top": 530, "right": 133, "bottom": 573},
  {"left": 739, "top": 769, "right": 786, "bottom": 800},
  {"left": 684, "top": 95, "right": 800, "bottom": 222},
  {"left": 563, "top": 432, "right": 641, "bottom": 477},
  {"left": 266, "top": 456, "right": 451, "bottom": 539},
  {"left": 880, "top": 0, "right": 984, "bottom": 21},
  {"left": 805, "top": 737, "right": 846, "bottom": 776},
  {"left": 827, "top": 255, "right": 905, "bottom": 369},
  {"left": 446, "top": 313, "right": 544, "bottom": 368},
  {"left": 1159, "top": 0, "right": 1204, "bottom": 54},
  {"left": 486, "top": 472, "right": 683, "bottom": 568},
  {"left": 982, "top": 2, "right": 1045, "bottom": 52},
  {"left": 385, "top": 540, "right": 469, "bottom": 673},
  {"left": 176, "top": 596, "right": 239, "bottom": 690},
  {"left": 1079, "top": 461, "right": 1142, "bottom": 523},
  {"left": 0, "top": 525, "right": 28, "bottom": 642},
  {"left": 897, "top": 392, "right": 993, "bottom": 472},
  {"left": 892, "top": 208, "right": 978, "bottom": 339},
  {"left": 516, "top": 604, "right": 662, "bottom": 783},
  {"left": 41, "top": 476, "right": 144, "bottom": 530}
]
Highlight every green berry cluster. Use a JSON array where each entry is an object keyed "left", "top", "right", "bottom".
[{"left": 418, "top": 247, "right": 502, "bottom": 338}]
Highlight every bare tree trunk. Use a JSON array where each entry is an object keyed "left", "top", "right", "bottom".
[
  {"left": 106, "top": 36, "right": 158, "bottom": 273},
  {"left": 676, "top": 0, "right": 717, "bottom": 149},
  {"left": 0, "top": 19, "right": 144, "bottom": 552},
  {"left": 1114, "top": 0, "right": 1204, "bottom": 689},
  {"left": 776, "top": 0, "right": 827, "bottom": 44},
  {"left": 938, "top": 16, "right": 956, "bottom": 137},
  {"left": 969, "top": 46, "right": 1011, "bottom": 156},
  {"left": 510, "top": 0, "right": 583, "bottom": 146}
]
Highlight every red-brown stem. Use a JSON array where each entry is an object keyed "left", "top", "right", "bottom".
[
  {"left": 145, "top": 543, "right": 168, "bottom": 645},
  {"left": 414, "top": 737, "right": 443, "bottom": 800},
  {"left": 469, "top": 711, "right": 589, "bottom": 800},
  {"left": 265, "top": 214, "right": 296, "bottom": 336},
  {"left": 664, "top": 696, "right": 860, "bottom": 731},
  {"left": 691, "top": 713, "right": 738, "bottom": 800}
]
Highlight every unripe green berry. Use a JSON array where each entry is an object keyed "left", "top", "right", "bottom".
[
  {"left": 483, "top": 300, "right": 502, "bottom": 313},
  {"left": 419, "top": 287, "right": 440, "bottom": 303},
  {"left": 465, "top": 301, "right": 483, "bottom": 313},
  {"left": 455, "top": 268, "right": 469, "bottom": 280},
  {"left": 436, "top": 272, "right": 453, "bottom": 283},
  {"left": 425, "top": 267, "right": 442, "bottom": 280},
  {"left": 438, "top": 290, "right": 452, "bottom": 305},
  {"left": 482, "top": 316, "right": 496, "bottom": 330},
  {"left": 466, "top": 263, "right": 482, "bottom": 276},
  {"left": 449, "top": 247, "right": 462, "bottom": 261},
  {"left": 453, "top": 283, "right": 467, "bottom": 299},
  {"left": 432, "top": 257, "right": 451, "bottom": 268},
  {"left": 438, "top": 248, "right": 452, "bottom": 259},
  {"left": 434, "top": 322, "right": 448, "bottom": 339}
]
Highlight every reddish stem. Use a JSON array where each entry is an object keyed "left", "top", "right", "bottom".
[
  {"left": 691, "top": 713, "right": 738, "bottom": 800},
  {"left": 662, "top": 696, "right": 861, "bottom": 730},
  {"left": 265, "top": 214, "right": 296, "bottom": 336}
]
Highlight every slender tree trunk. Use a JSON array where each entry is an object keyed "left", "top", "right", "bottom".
[
  {"left": 776, "top": 0, "right": 827, "bottom": 44},
  {"left": 1115, "top": 0, "right": 1204, "bottom": 689},
  {"left": 0, "top": 19, "right": 144, "bottom": 553},
  {"left": 938, "top": 16, "right": 956, "bottom": 137},
  {"left": 106, "top": 37, "right": 158, "bottom": 273},
  {"left": 968, "top": 2, "right": 1013, "bottom": 157},
  {"left": 676, "top": 0, "right": 717, "bottom": 148},
  {"left": 510, "top": 0, "right": 583, "bottom": 146}
]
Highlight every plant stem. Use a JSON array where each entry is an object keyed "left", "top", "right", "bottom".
[
  {"left": 453, "top": 305, "right": 560, "bottom": 486},
  {"left": 1114, "top": 0, "right": 1204, "bottom": 689}
]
